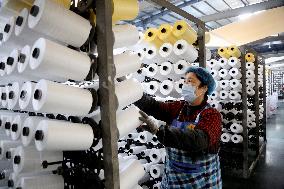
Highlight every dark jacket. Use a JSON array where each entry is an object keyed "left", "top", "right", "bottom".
[{"left": 135, "top": 94, "right": 222, "bottom": 154}]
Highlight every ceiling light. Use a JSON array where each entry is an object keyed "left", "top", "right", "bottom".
[
  {"left": 238, "top": 13, "right": 252, "bottom": 20},
  {"left": 238, "top": 11, "right": 264, "bottom": 20}
]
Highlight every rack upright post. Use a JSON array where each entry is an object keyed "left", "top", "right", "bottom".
[
  {"left": 96, "top": 0, "right": 120, "bottom": 188},
  {"left": 240, "top": 46, "right": 249, "bottom": 178}
]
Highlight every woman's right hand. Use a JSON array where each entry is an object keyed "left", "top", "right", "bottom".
[{"left": 138, "top": 110, "right": 159, "bottom": 135}]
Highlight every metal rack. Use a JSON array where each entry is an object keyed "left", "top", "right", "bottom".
[
  {"left": 69, "top": 0, "right": 267, "bottom": 184},
  {"left": 95, "top": 0, "right": 207, "bottom": 188},
  {"left": 96, "top": 1, "right": 119, "bottom": 188},
  {"left": 246, "top": 51, "right": 266, "bottom": 178},
  {"left": 271, "top": 71, "right": 284, "bottom": 97},
  {"left": 221, "top": 46, "right": 266, "bottom": 178},
  {"left": 241, "top": 46, "right": 266, "bottom": 179},
  {"left": 269, "top": 71, "right": 273, "bottom": 95},
  {"left": 266, "top": 68, "right": 272, "bottom": 96},
  {"left": 261, "top": 56, "right": 267, "bottom": 142}
]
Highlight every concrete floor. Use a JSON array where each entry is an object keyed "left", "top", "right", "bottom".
[{"left": 223, "top": 100, "right": 284, "bottom": 189}]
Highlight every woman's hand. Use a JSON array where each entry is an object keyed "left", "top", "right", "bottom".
[{"left": 138, "top": 110, "right": 159, "bottom": 134}]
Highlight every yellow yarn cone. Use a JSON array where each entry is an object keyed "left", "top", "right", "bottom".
[
  {"left": 218, "top": 47, "right": 231, "bottom": 59},
  {"left": 52, "top": 0, "right": 72, "bottom": 9},
  {"left": 172, "top": 20, "right": 197, "bottom": 44},
  {"left": 90, "top": 0, "right": 139, "bottom": 24},
  {"left": 2, "top": 0, "right": 33, "bottom": 12},
  {"left": 5, "top": 0, "right": 72, "bottom": 10},
  {"left": 158, "top": 24, "right": 177, "bottom": 44},
  {"left": 144, "top": 28, "right": 164, "bottom": 48},
  {"left": 245, "top": 53, "right": 256, "bottom": 62},
  {"left": 112, "top": 0, "right": 139, "bottom": 23},
  {"left": 227, "top": 45, "right": 241, "bottom": 58}
]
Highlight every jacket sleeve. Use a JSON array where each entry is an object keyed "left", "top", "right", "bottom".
[
  {"left": 195, "top": 108, "right": 222, "bottom": 151},
  {"left": 134, "top": 93, "right": 182, "bottom": 124},
  {"left": 156, "top": 108, "right": 222, "bottom": 153},
  {"left": 156, "top": 126, "right": 209, "bottom": 152}
]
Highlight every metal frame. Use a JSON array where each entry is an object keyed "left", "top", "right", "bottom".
[
  {"left": 221, "top": 46, "right": 266, "bottom": 179},
  {"left": 197, "top": 24, "right": 206, "bottom": 68},
  {"left": 246, "top": 49, "right": 267, "bottom": 178},
  {"left": 135, "top": 0, "right": 284, "bottom": 31},
  {"left": 134, "top": 0, "right": 206, "bottom": 27},
  {"left": 271, "top": 71, "right": 284, "bottom": 94},
  {"left": 261, "top": 57, "right": 267, "bottom": 142},
  {"left": 248, "top": 141, "right": 266, "bottom": 176},
  {"left": 272, "top": 72, "right": 276, "bottom": 94},
  {"left": 270, "top": 71, "right": 273, "bottom": 95},
  {"left": 200, "top": 0, "right": 284, "bottom": 23},
  {"left": 253, "top": 50, "right": 260, "bottom": 157},
  {"left": 147, "top": 0, "right": 205, "bottom": 27},
  {"left": 190, "top": 5, "right": 223, "bottom": 27},
  {"left": 89, "top": 0, "right": 272, "bottom": 184},
  {"left": 238, "top": 46, "right": 266, "bottom": 178},
  {"left": 201, "top": 1, "right": 233, "bottom": 25},
  {"left": 95, "top": 0, "right": 207, "bottom": 188},
  {"left": 271, "top": 72, "right": 273, "bottom": 95},
  {"left": 239, "top": 46, "right": 249, "bottom": 178},
  {"left": 96, "top": 1, "right": 120, "bottom": 188}
]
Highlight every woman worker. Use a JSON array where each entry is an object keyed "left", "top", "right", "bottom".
[{"left": 135, "top": 67, "right": 222, "bottom": 189}]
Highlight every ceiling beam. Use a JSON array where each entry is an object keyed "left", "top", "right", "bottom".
[
  {"left": 240, "top": 0, "right": 248, "bottom": 6},
  {"left": 249, "top": 35, "right": 284, "bottom": 46},
  {"left": 167, "top": 11, "right": 214, "bottom": 30},
  {"left": 270, "top": 68, "right": 284, "bottom": 71},
  {"left": 261, "top": 52, "right": 284, "bottom": 58},
  {"left": 255, "top": 44, "right": 284, "bottom": 54},
  {"left": 134, "top": 0, "right": 205, "bottom": 27},
  {"left": 200, "top": 0, "right": 284, "bottom": 22},
  {"left": 158, "top": 17, "right": 173, "bottom": 23},
  {"left": 204, "top": 1, "right": 232, "bottom": 24},
  {"left": 266, "top": 60, "right": 284, "bottom": 65},
  {"left": 190, "top": 5, "right": 223, "bottom": 27},
  {"left": 221, "top": 0, "right": 233, "bottom": 9},
  {"left": 168, "top": 13, "right": 182, "bottom": 20},
  {"left": 268, "top": 62, "right": 284, "bottom": 68}
]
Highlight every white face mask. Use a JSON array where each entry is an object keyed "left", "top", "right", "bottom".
[{"left": 181, "top": 84, "right": 197, "bottom": 104}]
